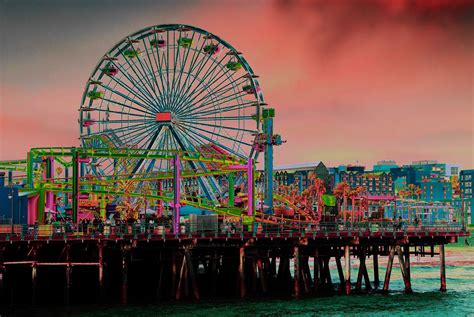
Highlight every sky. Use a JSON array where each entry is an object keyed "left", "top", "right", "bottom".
[{"left": 0, "top": 0, "right": 473, "bottom": 169}]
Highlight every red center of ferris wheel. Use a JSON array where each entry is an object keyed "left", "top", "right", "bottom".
[{"left": 155, "top": 112, "right": 172, "bottom": 122}]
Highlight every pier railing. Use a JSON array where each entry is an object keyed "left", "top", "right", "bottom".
[{"left": 0, "top": 221, "right": 467, "bottom": 241}]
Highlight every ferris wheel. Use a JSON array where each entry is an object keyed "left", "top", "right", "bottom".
[{"left": 79, "top": 24, "right": 265, "bottom": 201}]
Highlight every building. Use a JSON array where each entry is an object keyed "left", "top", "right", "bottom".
[
  {"left": 384, "top": 200, "right": 457, "bottom": 224},
  {"left": 460, "top": 169, "right": 474, "bottom": 224},
  {"left": 339, "top": 171, "right": 394, "bottom": 195},
  {"left": 273, "top": 162, "right": 332, "bottom": 193},
  {"left": 420, "top": 180, "right": 452, "bottom": 202},
  {"left": 373, "top": 160, "right": 398, "bottom": 172},
  {"left": 446, "top": 164, "right": 460, "bottom": 177},
  {"left": 0, "top": 172, "right": 28, "bottom": 225},
  {"left": 390, "top": 166, "right": 419, "bottom": 186}
]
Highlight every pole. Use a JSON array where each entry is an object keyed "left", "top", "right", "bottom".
[
  {"left": 344, "top": 245, "right": 351, "bottom": 295},
  {"left": 247, "top": 159, "right": 253, "bottom": 217},
  {"left": 65, "top": 244, "right": 72, "bottom": 305},
  {"left": 396, "top": 245, "right": 412, "bottom": 294},
  {"left": 373, "top": 252, "right": 380, "bottom": 288},
  {"left": 27, "top": 151, "right": 34, "bottom": 188},
  {"left": 72, "top": 147, "right": 79, "bottom": 225},
  {"left": 294, "top": 246, "right": 300, "bottom": 298},
  {"left": 31, "top": 262, "right": 37, "bottom": 305},
  {"left": 440, "top": 244, "right": 446, "bottom": 292},
  {"left": 314, "top": 250, "right": 319, "bottom": 292},
  {"left": 263, "top": 111, "right": 274, "bottom": 215},
  {"left": 98, "top": 242, "right": 104, "bottom": 299},
  {"left": 383, "top": 246, "right": 396, "bottom": 292},
  {"left": 239, "top": 246, "right": 246, "bottom": 298},
  {"left": 45, "top": 157, "right": 54, "bottom": 211},
  {"left": 121, "top": 247, "right": 129, "bottom": 304},
  {"left": 228, "top": 172, "right": 235, "bottom": 206},
  {"left": 157, "top": 180, "right": 163, "bottom": 217},
  {"left": 9, "top": 185, "right": 14, "bottom": 234},
  {"left": 173, "top": 154, "right": 181, "bottom": 235}
]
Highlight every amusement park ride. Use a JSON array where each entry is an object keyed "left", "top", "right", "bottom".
[{"left": 1, "top": 24, "right": 295, "bottom": 232}]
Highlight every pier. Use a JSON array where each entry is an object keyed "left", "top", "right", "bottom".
[{"left": 0, "top": 222, "right": 467, "bottom": 306}]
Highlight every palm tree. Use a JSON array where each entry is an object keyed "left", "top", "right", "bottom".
[
  {"left": 302, "top": 173, "right": 326, "bottom": 221},
  {"left": 334, "top": 182, "right": 351, "bottom": 222},
  {"left": 348, "top": 186, "right": 365, "bottom": 225}
]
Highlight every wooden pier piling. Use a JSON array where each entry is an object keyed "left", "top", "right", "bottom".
[
  {"left": 239, "top": 246, "right": 246, "bottom": 298},
  {"left": 121, "top": 247, "right": 129, "bottom": 305},
  {"left": 373, "top": 252, "right": 380, "bottom": 288},
  {"left": 344, "top": 245, "right": 351, "bottom": 295},
  {"left": 440, "top": 244, "right": 446, "bottom": 292},
  {"left": 293, "top": 246, "right": 300, "bottom": 298},
  {"left": 383, "top": 245, "right": 396, "bottom": 292}
]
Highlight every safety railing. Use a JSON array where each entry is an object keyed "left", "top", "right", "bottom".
[{"left": 0, "top": 220, "right": 466, "bottom": 241}]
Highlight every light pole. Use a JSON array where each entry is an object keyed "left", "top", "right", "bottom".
[{"left": 8, "top": 184, "right": 14, "bottom": 234}]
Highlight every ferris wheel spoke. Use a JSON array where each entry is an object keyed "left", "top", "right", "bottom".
[
  {"left": 173, "top": 47, "right": 228, "bottom": 114},
  {"left": 86, "top": 107, "right": 154, "bottom": 119},
  {"left": 170, "top": 33, "right": 208, "bottom": 112},
  {"left": 119, "top": 54, "right": 161, "bottom": 109},
  {"left": 169, "top": 33, "right": 199, "bottom": 112},
  {"left": 180, "top": 115, "right": 255, "bottom": 121},
  {"left": 140, "top": 40, "right": 165, "bottom": 106},
  {"left": 173, "top": 125, "right": 208, "bottom": 150},
  {"left": 185, "top": 122, "right": 251, "bottom": 148},
  {"left": 128, "top": 41, "right": 164, "bottom": 105},
  {"left": 120, "top": 123, "right": 160, "bottom": 147},
  {"left": 179, "top": 121, "right": 251, "bottom": 148},
  {"left": 83, "top": 121, "right": 155, "bottom": 139},
  {"left": 183, "top": 66, "right": 247, "bottom": 111},
  {"left": 169, "top": 127, "right": 218, "bottom": 200},
  {"left": 193, "top": 101, "right": 257, "bottom": 117},
  {"left": 171, "top": 36, "right": 207, "bottom": 110},
  {"left": 129, "top": 125, "right": 164, "bottom": 174},
  {"left": 94, "top": 119, "right": 152, "bottom": 124},
  {"left": 194, "top": 73, "right": 248, "bottom": 108},
  {"left": 174, "top": 58, "right": 228, "bottom": 113},
  {"left": 179, "top": 119, "right": 255, "bottom": 134},
  {"left": 124, "top": 40, "right": 162, "bottom": 97},
  {"left": 108, "top": 59, "right": 159, "bottom": 107},
  {"left": 142, "top": 44, "right": 163, "bottom": 108},
  {"left": 176, "top": 124, "right": 246, "bottom": 159},
  {"left": 185, "top": 80, "right": 249, "bottom": 116},
  {"left": 183, "top": 90, "right": 248, "bottom": 118},
  {"left": 175, "top": 61, "right": 238, "bottom": 115},
  {"left": 169, "top": 32, "right": 181, "bottom": 109},
  {"left": 146, "top": 43, "right": 167, "bottom": 106},
  {"left": 99, "top": 97, "right": 152, "bottom": 115},
  {"left": 178, "top": 50, "right": 236, "bottom": 106},
  {"left": 150, "top": 39, "right": 171, "bottom": 108}
]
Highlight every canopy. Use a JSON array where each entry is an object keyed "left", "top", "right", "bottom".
[{"left": 322, "top": 194, "right": 336, "bottom": 207}]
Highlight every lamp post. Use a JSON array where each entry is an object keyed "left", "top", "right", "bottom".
[{"left": 8, "top": 184, "right": 14, "bottom": 234}]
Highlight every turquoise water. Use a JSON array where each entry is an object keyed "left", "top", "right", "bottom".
[{"left": 66, "top": 243, "right": 474, "bottom": 317}]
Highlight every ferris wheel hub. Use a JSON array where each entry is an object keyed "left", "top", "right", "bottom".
[{"left": 155, "top": 112, "right": 173, "bottom": 123}]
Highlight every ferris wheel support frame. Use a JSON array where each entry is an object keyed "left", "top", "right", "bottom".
[{"left": 264, "top": 110, "right": 274, "bottom": 215}]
